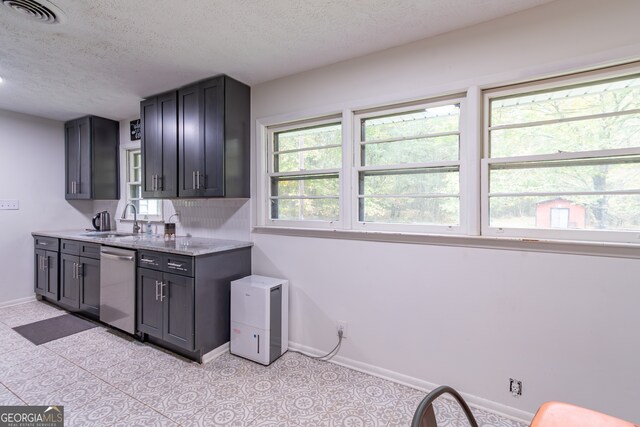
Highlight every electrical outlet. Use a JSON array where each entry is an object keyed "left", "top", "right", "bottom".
[
  {"left": 509, "top": 378, "right": 523, "bottom": 397},
  {"left": 336, "top": 320, "right": 348, "bottom": 339},
  {"left": 0, "top": 199, "right": 19, "bottom": 210}
]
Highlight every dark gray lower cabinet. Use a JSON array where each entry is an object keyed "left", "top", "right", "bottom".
[
  {"left": 79, "top": 257, "right": 100, "bottom": 317},
  {"left": 137, "top": 268, "right": 164, "bottom": 338},
  {"left": 137, "top": 247, "right": 250, "bottom": 361},
  {"left": 138, "top": 268, "right": 195, "bottom": 350},
  {"left": 35, "top": 248, "right": 58, "bottom": 300},
  {"left": 58, "top": 240, "right": 101, "bottom": 318},
  {"left": 59, "top": 254, "right": 80, "bottom": 309},
  {"left": 163, "top": 273, "right": 195, "bottom": 349}
]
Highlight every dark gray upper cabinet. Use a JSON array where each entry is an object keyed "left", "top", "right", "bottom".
[
  {"left": 141, "top": 91, "right": 178, "bottom": 198},
  {"left": 177, "top": 75, "right": 250, "bottom": 198},
  {"left": 65, "top": 115, "right": 120, "bottom": 200}
]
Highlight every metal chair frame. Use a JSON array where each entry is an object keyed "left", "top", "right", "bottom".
[{"left": 411, "top": 385, "right": 479, "bottom": 427}]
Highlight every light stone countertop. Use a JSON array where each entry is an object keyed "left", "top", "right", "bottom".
[{"left": 32, "top": 230, "right": 253, "bottom": 256}]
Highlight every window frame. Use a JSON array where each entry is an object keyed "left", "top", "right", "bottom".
[
  {"left": 263, "top": 115, "right": 344, "bottom": 229},
  {"left": 352, "top": 96, "right": 469, "bottom": 234},
  {"left": 125, "top": 148, "right": 163, "bottom": 221},
  {"left": 481, "top": 65, "right": 640, "bottom": 243}
]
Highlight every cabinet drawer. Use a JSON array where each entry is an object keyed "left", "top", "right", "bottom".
[
  {"left": 164, "top": 254, "right": 194, "bottom": 277},
  {"left": 34, "top": 236, "right": 59, "bottom": 250},
  {"left": 61, "top": 239, "right": 81, "bottom": 255},
  {"left": 80, "top": 242, "right": 101, "bottom": 260},
  {"left": 138, "top": 251, "right": 162, "bottom": 270}
]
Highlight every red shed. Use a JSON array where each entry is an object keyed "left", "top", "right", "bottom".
[{"left": 535, "top": 198, "right": 586, "bottom": 229}]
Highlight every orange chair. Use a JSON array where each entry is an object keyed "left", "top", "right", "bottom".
[
  {"left": 531, "top": 402, "right": 638, "bottom": 427},
  {"left": 412, "top": 386, "right": 638, "bottom": 427}
]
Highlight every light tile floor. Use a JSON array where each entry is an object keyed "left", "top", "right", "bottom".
[{"left": 0, "top": 301, "right": 528, "bottom": 427}]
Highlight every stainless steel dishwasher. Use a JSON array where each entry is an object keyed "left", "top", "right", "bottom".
[{"left": 100, "top": 246, "right": 136, "bottom": 334}]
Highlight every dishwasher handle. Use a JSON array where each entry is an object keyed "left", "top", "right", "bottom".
[{"left": 101, "top": 251, "right": 135, "bottom": 261}]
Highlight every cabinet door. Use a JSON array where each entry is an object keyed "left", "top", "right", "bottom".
[
  {"left": 59, "top": 254, "right": 79, "bottom": 309},
  {"left": 178, "top": 83, "right": 204, "bottom": 197},
  {"left": 200, "top": 77, "right": 225, "bottom": 197},
  {"left": 79, "top": 257, "right": 100, "bottom": 317},
  {"left": 45, "top": 250, "right": 59, "bottom": 301},
  {"left": 65, "top": 120, "right": 80, "bottom": 200},
  {"left": 34, "top": 249, "right": 46, "bottom": 295},
  {"left": 141, "top": 97, "right": 159, "bottom": 197},
  {"left": 162, "top": 272, "right": 194, "bottom": 350},
  {"left": 137, "top": 268, "right": 163, "bottom": 338},
  {"left": 76, "top": 116, "right": 92, "bottom": 199},
  {"left": 158, "top": 91, "right": 178, "bottom": 198}
]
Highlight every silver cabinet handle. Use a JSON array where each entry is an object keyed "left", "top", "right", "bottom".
[
  {"left": 196, "top": 171, "right": 200, "bottom": 189},
  {"left": 140, "top": 258, "right": 154, "bottom": 264},
  {"left": 160, "top": 282, "right": 166, "bottom": 302},
  {"left": 43, "top": 257, "right": 48, "bottom": 270},
  {"left": 40, "top": 242, "right": 48, "bottom": 246},
  {"left": 192, "top": 171, "right": 196, "bottom": 190},
  {"left": 77, "top": 263, "right": 83, "bottom": 278},
  {"left": 38, "top": 256, "right": 42, "bottom": 271},
  {"left": 157, "top": 175, "right": 162, "bottom": 191},
  {"left": 72, "top": 262, "right": 77, "bottom": 279},
  {"left": 155, "top": 280, "right": 160, "bottom": 301}
]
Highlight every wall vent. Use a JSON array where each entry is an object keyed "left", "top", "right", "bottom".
[{"left": 2, "top": 0, "right": 64, "bottom": 24}]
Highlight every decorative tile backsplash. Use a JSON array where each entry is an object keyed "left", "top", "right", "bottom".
[
  {"left": 100, "top": 198, "right": 251, "bottom": 241},
  {"left": 166, "top": 199, "right": 251, "bottom": 241}
]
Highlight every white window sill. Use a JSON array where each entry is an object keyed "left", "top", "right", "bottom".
[
  {"left": 119, "top": 218, "right": 165, "bottom": 224},
  {"left": 252, "top": 226, "right": 640, "bottom": 259}
]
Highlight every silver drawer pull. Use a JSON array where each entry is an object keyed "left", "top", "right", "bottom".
[
  {"left": 40, "top": 242, "right": 48, "bottom": 246},
  {"left": 167, "top": 262, "right": 185, "bottom": 269},
  {"left": 140, "top": 258, "right": 155, "bottom": 263}
]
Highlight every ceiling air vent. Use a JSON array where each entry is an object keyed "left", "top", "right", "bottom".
[{"left": 2, "top": 0, "right": 64, "bottom": 24}]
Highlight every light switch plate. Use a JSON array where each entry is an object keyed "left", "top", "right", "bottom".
[{"left": 0, "top": 200, "right": 19, "bottom": 210}]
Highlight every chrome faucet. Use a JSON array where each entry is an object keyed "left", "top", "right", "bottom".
[{"left": 121, "top": 202, "right": 141, "bottom": 234}]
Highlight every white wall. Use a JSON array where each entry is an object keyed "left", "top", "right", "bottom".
[
  {"left": 0, "top": 109, "right": 97, "bottom": 305},
  {"left": 251, "top": 0, "right": 640, "bottom": 422}
]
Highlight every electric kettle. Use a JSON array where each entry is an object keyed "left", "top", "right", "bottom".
[{"left": 92, "top": 211, "right": 111, "bottom": 231}]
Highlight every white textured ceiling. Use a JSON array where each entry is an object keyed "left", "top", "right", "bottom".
[{"left": 0, "top": 0, "right": 554, "bottom": 121}]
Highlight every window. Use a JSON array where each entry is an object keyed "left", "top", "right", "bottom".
[
  {"left": 354, "top": 98, "right": 465, "bottom": 232},
  {"left": 126, "top": 149, "right": 162, "bottom": 220},
  {"left": 266, "top": 118, "right": 342, "bottom": 226},
  {"left": 484, "top": 70, "right": 640, "bottom": 241},
  {"left": 258, "top": 63, "right": 640, "bottom": 245}
]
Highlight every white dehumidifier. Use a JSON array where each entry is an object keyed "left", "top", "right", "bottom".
[{"left": 230, "top": 275, "right": 289, "bottom": 365}]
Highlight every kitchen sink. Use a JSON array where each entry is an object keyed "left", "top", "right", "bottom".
[{"left": 81, "top": 231, "right": 138, "bottom": 238}]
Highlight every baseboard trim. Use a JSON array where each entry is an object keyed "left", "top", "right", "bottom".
[
  {"left": 0, "top": 295, "right": 36, "bottom": 309},
  {"left": 201, "top": 342, "right": 230, "bottom": 364},
  {"left": 288, "top": 341, "right": 534, "bottom": 425}
]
